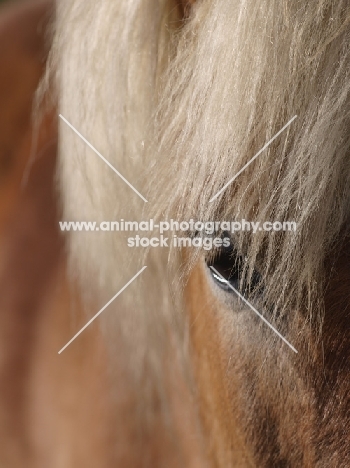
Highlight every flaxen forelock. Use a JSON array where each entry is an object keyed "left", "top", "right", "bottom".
[
  {"left": 150, "top": 0, "right": 350, "bottom": 317},
  {"left": 45, "top": 1, "right": 189, "bottom": 417},
  {"left": 50, "top": 0, "right": 350, "bottom": 321}
]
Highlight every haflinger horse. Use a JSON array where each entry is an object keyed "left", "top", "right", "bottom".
[{"left": 1, "top": 0, "right": 350, "bottom": 466}]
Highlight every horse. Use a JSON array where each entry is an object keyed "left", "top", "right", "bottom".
[{"left": 0, "top": 0, "right": 349, "bottom": 466}]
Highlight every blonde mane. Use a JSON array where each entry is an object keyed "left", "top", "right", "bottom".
[
  {"left": 151, "top": 0, "right": 350, "bottom": 319},
  {"left": 47, "top": 0, "right": 350, "bottom": 333}
]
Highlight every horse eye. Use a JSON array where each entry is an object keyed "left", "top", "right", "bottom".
[{"left": 205, "top": 239, "right": 262, "bottom": 296}]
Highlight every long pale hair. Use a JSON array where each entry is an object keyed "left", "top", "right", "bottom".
[{"left": 43, "top": 0, "right": 350, "bottom": 383}]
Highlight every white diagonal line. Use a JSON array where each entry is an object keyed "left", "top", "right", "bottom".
[
  {"left": 58, "top": 266, "right": 147, "bottom": 354},
  {"left": 59, "top": 114, "right": 148, "bottom": 203},
  {"left": 209, "top": 266, "right": 298, "bottom": 353},
  {"left": 209, "top": 115, "right": 297, "bottom": 203}
]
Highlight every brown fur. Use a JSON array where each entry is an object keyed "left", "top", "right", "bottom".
[{"left": 185, "top": 248, "right": 350, "bottom": 466}]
